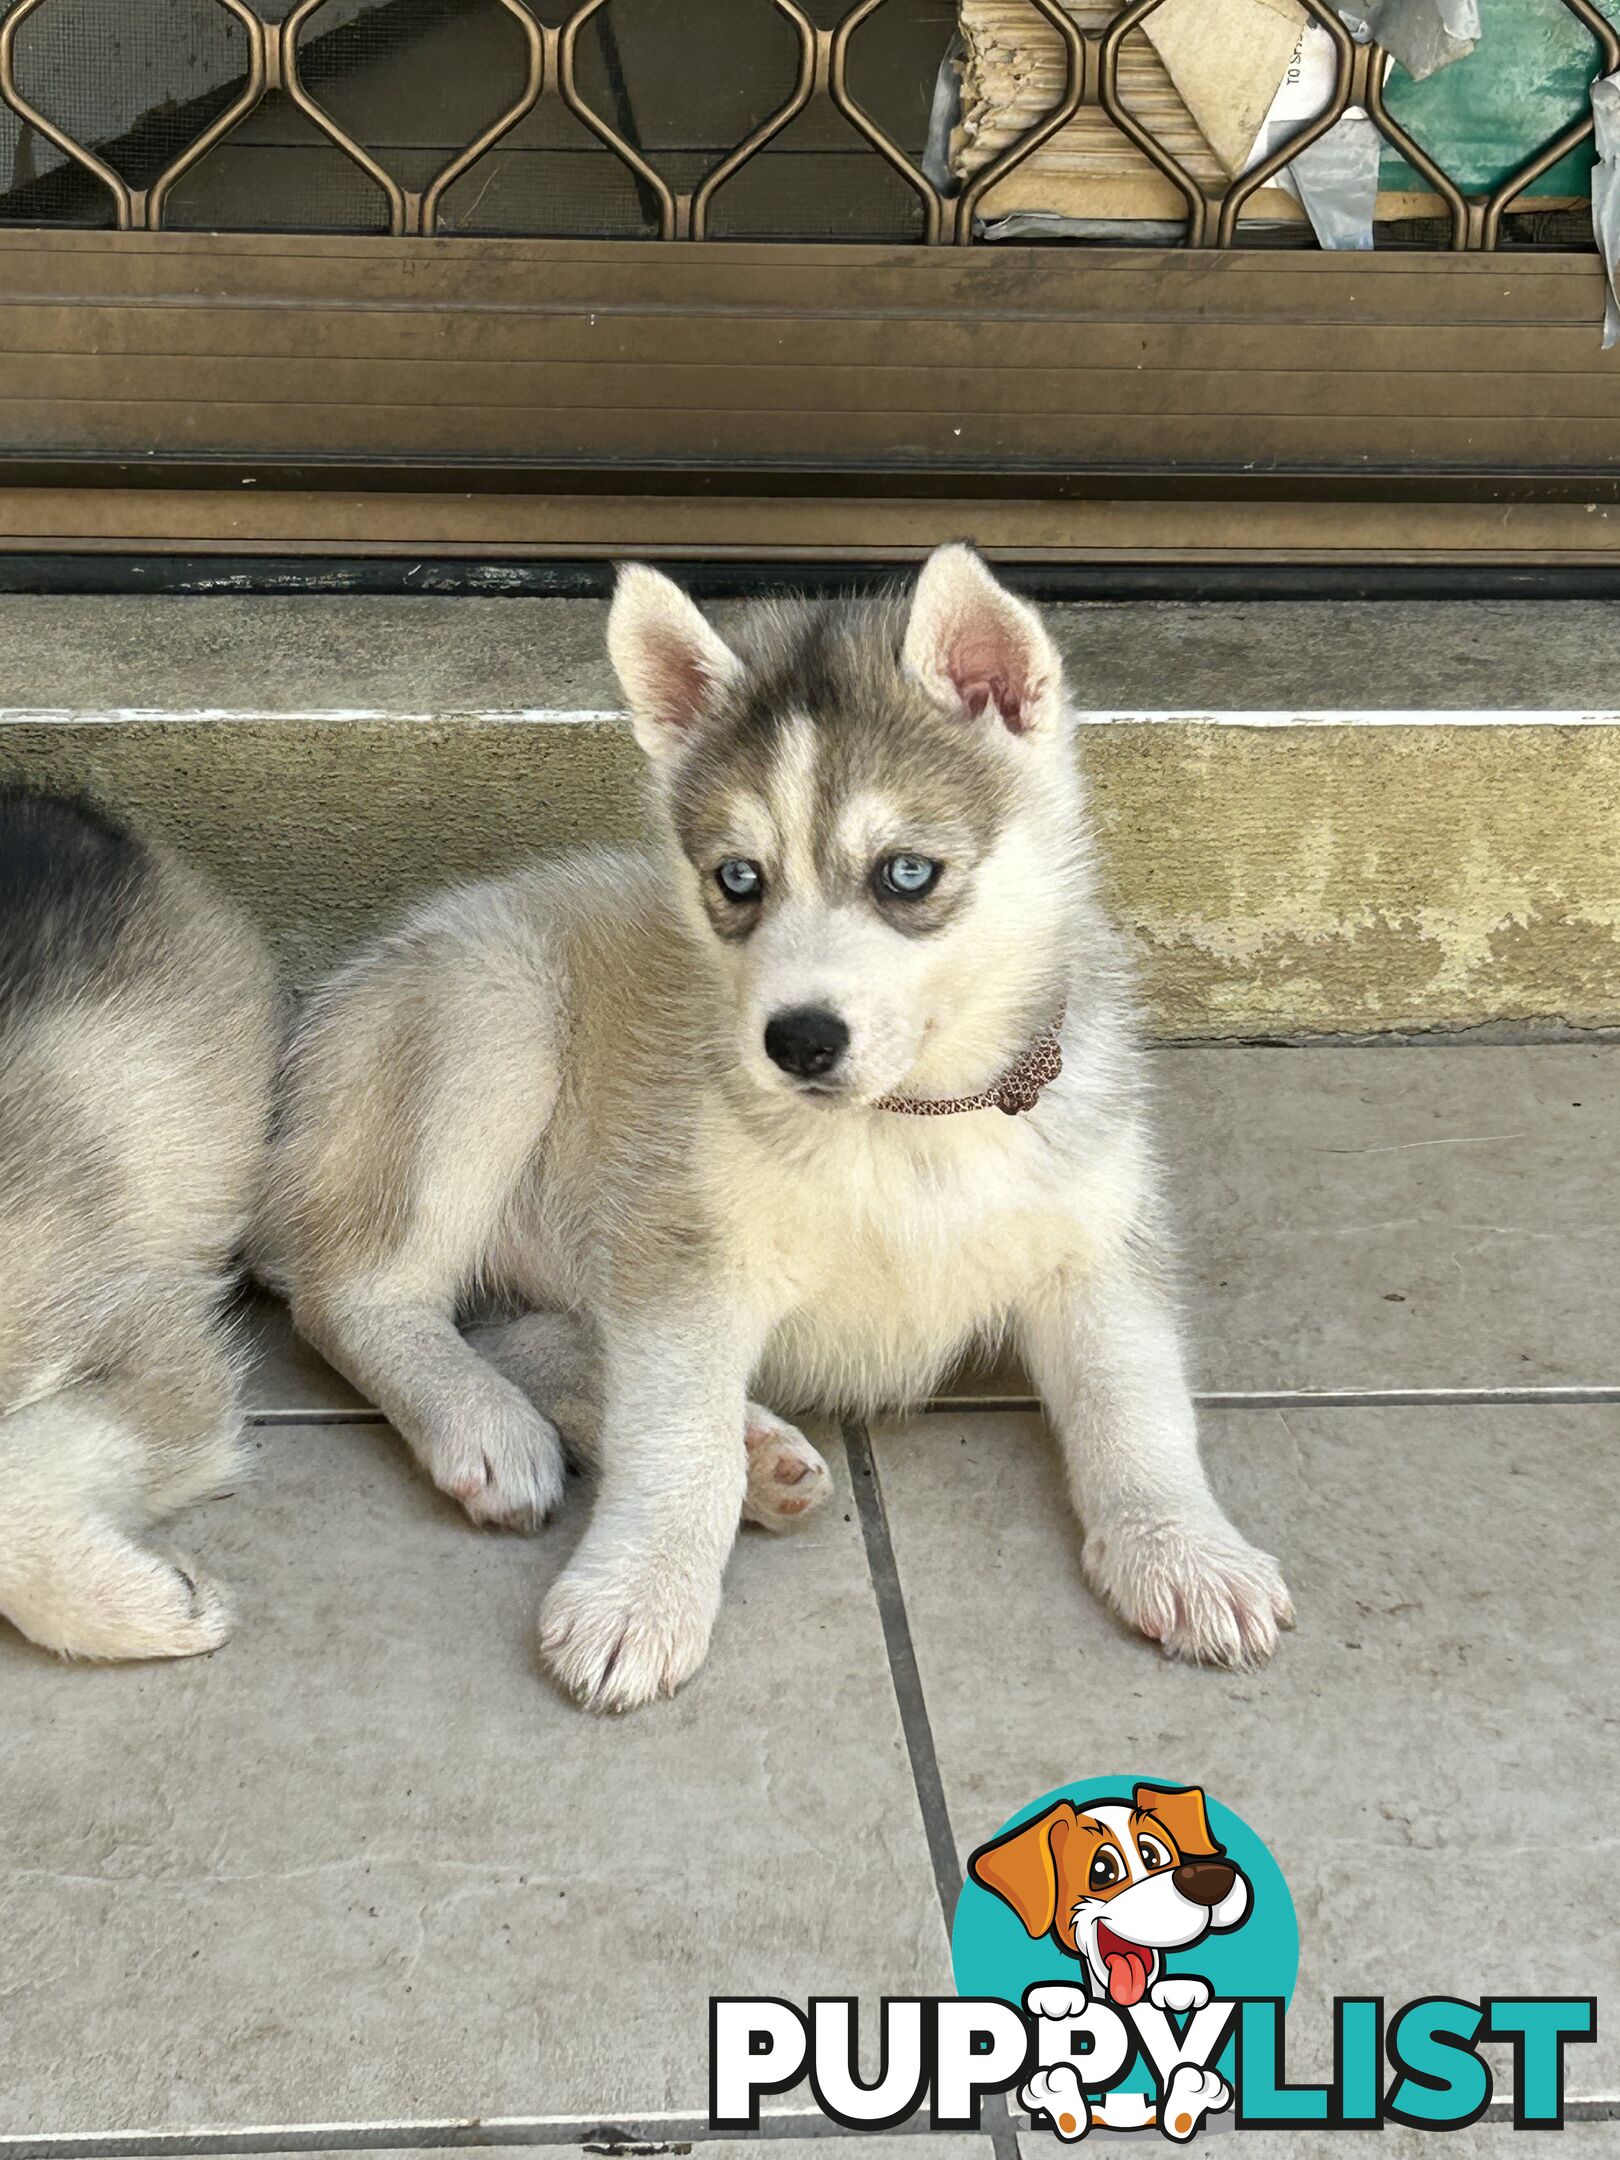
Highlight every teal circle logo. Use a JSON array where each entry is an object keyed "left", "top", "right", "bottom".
[{"left": 952, "top": 1778, "right": 1297, "bottom": 2106}]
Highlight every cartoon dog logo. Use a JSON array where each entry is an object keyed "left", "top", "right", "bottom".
[{"left": 967, "top": 1784, "right": 1251, "bottom": 2139}]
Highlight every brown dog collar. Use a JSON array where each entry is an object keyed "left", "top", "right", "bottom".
[{"left": 874, "top": 1011, "right": 1065, "bottom": 1119}]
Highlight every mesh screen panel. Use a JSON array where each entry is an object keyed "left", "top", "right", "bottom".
[
  {"left": 0, "top": 0, "right": 1613, "bottom": 245},
  {"left": 162, "top": 87, "right": 393, "bottom": 229}
]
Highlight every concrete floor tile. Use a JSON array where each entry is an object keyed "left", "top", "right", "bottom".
[
  {"left": 876, "top": 1405, "right": 1617, "bottom": 2097},
  {"left": 0, "top": 1423, "right": 948, "bottom": 2135},
  {"left": 1164, "top": 1045, "right": 1620, "bottom": 1395},
  {"left": 938, "top": 1045, "right": 1620, "bottom": 1404}
]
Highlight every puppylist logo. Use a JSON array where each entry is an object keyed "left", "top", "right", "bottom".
[{"left": 711, "top": 1778, "right": 1596, "bottom": 2140}]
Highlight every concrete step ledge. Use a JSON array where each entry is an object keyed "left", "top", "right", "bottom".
[{"left": 4, "top": 596, "right": 1618, "bottom": 1039}]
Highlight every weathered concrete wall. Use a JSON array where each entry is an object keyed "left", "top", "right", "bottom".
[
  {"left": 2, "top": 716, "right": 649, "bottom": 990},
  {"left": 7, "top": 715, "right": 1619, "bottom": 1040},
  {"left": 1088, "top": 724, "right": 1620, "bottom": 1039},
  {"left": 4, "top": 594, "right": 1619, "bottom": 1039}
]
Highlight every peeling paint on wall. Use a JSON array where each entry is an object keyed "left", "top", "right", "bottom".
[
  {"left": 1085, "top": 724, "right": 1620, "bottom": 1036},
  {"left": 2, "top": 716, "right": 1618, "bottom": 1041}
]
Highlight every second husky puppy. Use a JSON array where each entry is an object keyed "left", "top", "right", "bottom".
[
  {"left": 0, "top": 788, "right": 277, "bottom": 1659},
  {"left": 264, "top": 547, "right": 1291, "bottom": 1710}
]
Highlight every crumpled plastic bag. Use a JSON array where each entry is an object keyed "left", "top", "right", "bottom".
[
  {"left": 1255, "top": 4, "right": 1479, "bottom": 251},
  {"left": 1243, "top": 16, "right": 1384, "bottom": 251},
  {"left": 1285, "top": 106, "right": 1384, "bottom": 249},
  {"left": 1593, "top": 72, "right": 1620, "bottom": 349},
  {"left": 1340, "top": 0, "right": 1481, "bottom": 82}
]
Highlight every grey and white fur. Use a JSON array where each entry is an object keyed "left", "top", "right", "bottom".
[
  {"left": 0, "top": 788, "right": 278, "bottom": 1659},
  {"left": 261, "top": 546, "right": 1292, "bottom": 1711}
]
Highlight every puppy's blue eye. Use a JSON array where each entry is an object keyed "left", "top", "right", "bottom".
[
  {"left": 716, "top": 858, "right": 764, "bottom": 901},
  {"left": 880, "top": 853, "right": 941, "bottom": 898}
]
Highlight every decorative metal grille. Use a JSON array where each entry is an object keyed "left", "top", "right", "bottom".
[{"left": 0, "top": 0, "right": 1614, "bottom": 245}]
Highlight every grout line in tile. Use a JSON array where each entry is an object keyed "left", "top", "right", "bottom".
[
  {"left": 248, "top": 1381, "right": 1620, "bottom": 1435},
  {"left": 5, "top": 2090, "right": 1610, "bottom": 2160},
  {"left": 0, "top": 2114, "right": 941, "bottom": 2160},
  {"left": 1496, "top": 2095, "right": 1620, "bottom": 2121},
  {"left": 842, "top": 1421, "right": 964, "bottom": 1936},
  {"left": 841, "top": 1424, "right": 1020, "bottom": 2160},
  {"left": 1198, "top": 1385, "right": 1620, "bottom": 1410},
  {"left": 925, "top": 1386, "right": 1620, "bottom": 1416}
]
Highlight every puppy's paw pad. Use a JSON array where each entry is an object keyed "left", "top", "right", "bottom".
[
  {"left": 539, "top": 1561, "right": 718, "bottom": 1712},
  {"left": 1025, "top": 1982, "right": 1090, "bottom": 2021},
  {"left": 1021, "top": 2066, "right": 1090, "bottom": 2141},
  {"left": 742, "top": 1410, "right": 832, "bottom": 1531},
  {"left": 1086, "top": 1517, "right": 1292, "bottom": 1670},
  {"left": 1161, "top": 2064, "right": 1229, "bottom": 2142},
  {"left": 1149, "top": 1976, "right": 1211, "bottom": 2015}
]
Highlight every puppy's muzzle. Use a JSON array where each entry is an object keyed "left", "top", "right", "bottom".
[
  {"left": 1172, "top": 1860, "right": 1237, "bottom": 1908},
  {"left": 764, "top": 1005, "right": 849, "bottom": 1082}
]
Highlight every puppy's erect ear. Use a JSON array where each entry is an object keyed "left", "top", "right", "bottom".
[
  {"left": 1133, "top": 1784, "right": 1222, "bottom": 1861},
  {"left": 902, "top": 543, "right": 1062, "bottom": 736},
  {"left": 608, "top": 562, "right": 741, "bottom": 761},
  {"left": 967, "top": 1801, "right": 1078, "bottom": 1939}
]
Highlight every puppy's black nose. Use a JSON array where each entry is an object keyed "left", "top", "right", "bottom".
[
  {"left": 764, "top": 1006, "right": 849, "bottom": 1080},
  {"left": 1173, "top": 1860, "right": 1237, "bottom": 1908}
]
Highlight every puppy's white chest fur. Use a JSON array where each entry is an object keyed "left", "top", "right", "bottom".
[{"left": 736, "top": 1108, "right": 1096, "bottom": 1412}]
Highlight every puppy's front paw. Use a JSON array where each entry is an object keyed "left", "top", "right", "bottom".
[
  {"left": 1021, "top": 2066, "right": 1090, "bottom": 2141},
  {"left": 1084, "top": 1515, "right": 1293, "bottom": 1669},
  {"left": 743, "top": 1407, "right": 832, "bottom": 1531},
  {"left": 539, "top": 1555, "right": 720, "bottom": 1712},
  {"left": 427, "top": 1397, "right": 566, "bottom": 1533},
  {"left": 46, "top": 1554, "right": 231, "bottom": 1662},
  {"left": 1160, "top": 2064, "right": 1230, "bottom": 2141}
]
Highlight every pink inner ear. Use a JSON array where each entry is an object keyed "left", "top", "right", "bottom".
[
  {"left": 944, "top": 625, "right": 1040, "bottom": 734},
  {"left": 647, "top": 628, "right": 718, "bottom": 734},
  {"left": 959, "top": 675, "right": 1011, "bottom": 726}
]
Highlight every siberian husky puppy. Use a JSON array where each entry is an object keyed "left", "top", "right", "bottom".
[
  {"left": 263, "top": 546, "right": 1291, "bottom": 1709},
  {"left": 0, "top": 789, "right": 277, "bottom": 1659}
]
